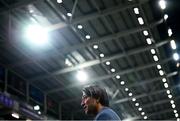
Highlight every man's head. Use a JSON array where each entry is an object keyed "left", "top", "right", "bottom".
[{"left": 81, "top": 85, "right": 109, "bottom": 115}]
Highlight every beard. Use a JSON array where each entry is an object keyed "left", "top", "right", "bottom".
[{"left": 86, "top": 104, "right": 98, "bottom": 115}]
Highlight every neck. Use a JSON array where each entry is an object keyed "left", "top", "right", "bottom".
[{"left": 97, "top": 104, "right": 105, "bottom": 113}]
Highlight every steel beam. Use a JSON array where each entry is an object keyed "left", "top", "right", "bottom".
[
  {"left": 60, "top": 71, "right": 177, "bottom": 104},
  {"left": 29, "top": 39, "right": 170, "bottom": 81},
  {"left": 0, "top": 0, "right": 39, "bottom": 14},
  {"left": 46, "top": 57, "right": 173, "bottom": 94}
]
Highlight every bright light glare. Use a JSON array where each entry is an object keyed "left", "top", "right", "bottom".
[
  {"left": 11, "top": 113, "right": 19, "bottom": 119},
  {"left": 120, "top": 81, "right": 125, "bottom": 85},
  {"left": 170, "top": 40, "right": 176, "bottom": 50},
  {"left": 135, "top": 103, "right": 139, "bottom": 106},
  {"left": 164, "top": 83, "right": 168, "bottom": 88},
  {"left": 106, "top": 61, "right": 110, "bottom": 65},
  {"left": 164, "top": 14, "right": 168, "bottom": 20},
  {"left": 116, "top": 75, "right": 120, "bottom": 79},
  {"left": 67, "top": 13, "right": 72, "bottom": 17},
  {"left": 57, "top": 0, "right": 63, "bottom": 3},
  {"left": 77, "top": 24, "right": 83, "bottom": 29},
  {"left": 146, "top": 38, "right": 152, "bottom": 45},
  {"left": 175, "top": 113, "right": 179, "bottom": 118},
  {"left": 143, "top": 30, "right": 149, "bottom": 36},
  {"left": 138, "top": 107, "right": 142, "bottom": 111},
  {"left": 65, "top": 58, "right": 72, "bottom": 66},
  {"left": 151, "top": 49, "right": 156, "bottom": 54},
  {"left": 132, "top": 98, "right": 136, "bottom": 101},
  {"left": 172, "top": 104, "right": 176, "bottom": 108},
  {"left": 111, "top": 68, "right": 116, "bottom": 72},
  {"left": 168, "top": 28, "right": 173, "bottom": 36},
  {"left": 162, "top": 78, "right": 166, "bottom": 82},
  {"left": 168, "top": 94, "right": 172, "bottom": 98},
  {"left": 170, "top": 100, "right": 174, "bottom": 104},
  {"left": 34, "top": 105, "right": 40, "bottom": 110},
  {"left": 25, "top": 24, "right": 49, "bottom": 46},
  {"left": 173, "top": 53, "right": 179, "bottom": 61},
  {"left": 157, "top": 64, "right": 161, "bottom": 69},
  {"left": 144, "top": 116, "right": 147, "bottom": 119},
  {"left": 138, "top": 17, "right": 144, "bottom": 25},
  {"left": 76, "top": 70, "right": 88, "bottom": 82},
  {"left": 166, "top": 90, "right": 170, "bottom": 94},
  {"left": 93, "top": 45, "right": 98, "bottom": 49},
  {"left": 128, "top": 92, "right": 133, "bottom": 97},
  {"left": 100, "top": 53, "right": 105, "bottom": 58},
  {"left": 159, "top": 0, "right": 166, "bottom": 10},
  {"left": 159, "top": 70, "right": 164, "bottom": 76},
  {"left": 153, "top": 55, "right": 159, "bottom": 61},
  {"left": 174, "top": 110, "right": 177, "bottom": 113},
  {"left": 133, "top": 8, "right": 139, "bottom": 14},
  {"left": 141, "top": 112, "right": 145, "bottom": 115},
  {"left": 125, "top": 88, "right": 129, "bottom": 91},
  {"left": 85, "top": 35, "right": 91, "bottom": 39}
]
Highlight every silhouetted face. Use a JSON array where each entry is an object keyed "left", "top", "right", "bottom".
[{"left": 81, "top": 92, "right": 98, "bottom": 115}]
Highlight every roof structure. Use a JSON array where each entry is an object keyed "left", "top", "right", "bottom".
[{"left": 0, "top": 0, "right": 180, "bottom": 120}]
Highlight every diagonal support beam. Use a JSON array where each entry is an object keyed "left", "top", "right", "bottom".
[
  {"left": 59, "top": 71, "right": 178, "bottom": 104},
  {"left": 46, "top": 57, "right": 173, "bottom": 94},
  {"left": 29, "top": 39, "right": 170, "bottom": 81},
  {"left": 0, "top": 0, "right": 39, "bottom": 14}
]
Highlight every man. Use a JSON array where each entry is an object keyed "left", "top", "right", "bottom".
[{"left": 81, "top": 85, "right": 121, "bottom": 120}]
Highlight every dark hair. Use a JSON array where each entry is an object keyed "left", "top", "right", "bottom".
[{"left": 82, "top": 85, "right": 109, "bottom": 107}]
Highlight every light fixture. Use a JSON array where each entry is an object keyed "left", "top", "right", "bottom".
[
  {"left": 76, "top": 70, "right": 88, "bottom": 82},
  {"left": 141, "top": 112, "right": 145, "bottom": 115},
  {"left": 162, "top": 78, "right": 167, "bottom": 82},
  {"left": 146, "top": 38, "right": 152, "bottom": 45},
  {"left": 65, "top": 58, "right": 72, "bottom": 66},
  {"left": 67, "top": 13, "right": 72, "bottom": 17},
  {"left": 170, "top": 40, "right": 177, "bottom": 50},
  {"left": 164, "top": 14, "right": 168, "bottom": 20},
  {"left": 135, "top": 103, "right": 139, "bottom": 106},
  {"left": 175, "top": 113, "right": 179, "bottom": 118},
  {"left": 120, "top": 81, "right": 125, "bottom": 85},
  {"left": 157, "top": 64, "right": 162, "bottom": 69},
  {"left": 151, "top": 49, "right": 156, "bottom": 54},
  {"left": 173, "top": 53, "right": 179, "bottom": 61},
  {"left": 143, "top": 30, "right": 149, "bottom": 36},
  {"left": 111, "top": 68, "right": 116, "bottom": 73},
  {"left": 57, "top": 0, "right": 63, "bottom": 3},
  {"left": 105, "top": 61, "right": 111, "bottom": 65},
  {"left": 170, "top": 100, "right": 174, "bottom": 104},
  {"left": 138, "top": 17, "right": 144, "bottom": 25},
  {"left": 159, "top": 0, "right": 166, "bottom": 10},
  {"left": 172, "top": 104, "right": 176, "bottom": 108},
  {"left": 168, "top": 28, "right": 173, "bottom": 36},
  {"left": 100, "top": 53, "right": 105, "bottom": 58},
  {"left": 25, "top": 24, "right": 49, "bottom": 47},
  {"left": 93, "top": 45, "right": 98, "bottom": 49},
  {"left": 11, "top": 113, "right": 19, "bottom": 119},
  {"left": 133, "top": 7, "right": 139, "bottom": 14},
  {"left": 177, "top": 118, "right": 180, "bottom": 121},
  {"left": 138, "top": 107, "right": 142, "bottom": 111},
  {"left": 144, "top": 116, "right": 147, "bottom": 119},
  {"left": 38, "top": 111, "right": 41, "bottom": 115},
  {"left": 85, "top": 35, "right": 91, "bottom": 39},
  {"left": 132, "top": 98, "right": 136, "bottom": 101},
  {"left": 153, "top": 55, "right": 159, "bottom": 61},
  {"left": 159, "top": 70, "right": 164, "bottom": 76},
  {"left": 164, "top": 83, "right": 168, "bottom": 88},
  {"left": 34, "top": 105, "right": 40, "bottom": 110},
  {"left": 168, "top": 94, "right": 172, "bottom": 99},
  {"left": 77, "top": 24, "right": 83, "bottom": 29},
  {"left": 125, "top": 88, "right": 129, "bottom": 91},
  {"left": 116, "top": 75, "right": 120, "bottom": 79},
  {"left": 177, "top": 63, "right": 180, "bottom": 67},
  {"left": 166, "top": 90, "right": 170, "bottom": 94},
  {"left": 174, "top": 110, "right": 177, "bottom": 113},
  {"left": 128, "top": 92, "right": 133, "bottom": 97}
]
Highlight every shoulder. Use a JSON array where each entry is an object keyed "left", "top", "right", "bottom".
[{"left": 95, "top": 108, "right": 121, "bottom": 121}]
